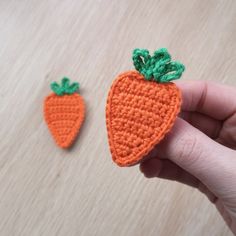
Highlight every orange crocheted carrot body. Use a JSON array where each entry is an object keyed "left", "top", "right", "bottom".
[
  {"left": 44, "top": 78, "right": 85, "bottom": 148},
  {"left": 106, "top": 48, "right": 185, "bottom": 167}
]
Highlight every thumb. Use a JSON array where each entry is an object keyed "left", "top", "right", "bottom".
[{"left": 156, "top": 118, "right": 236, "bottom": 193}]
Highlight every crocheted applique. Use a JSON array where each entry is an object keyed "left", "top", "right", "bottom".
[
  {"left": 44, "top": 77, "right": 85, "bottom": 148},
  {"left": 106, "top": 48, "right": 185, "bottom": 167}
]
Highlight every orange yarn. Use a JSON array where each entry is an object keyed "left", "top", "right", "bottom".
[
  {"left": 44, "top": 93, "right": 85, "bottom": 148},
  {"left": 106, "top": 71, "right": 181, "bottom": 167}
]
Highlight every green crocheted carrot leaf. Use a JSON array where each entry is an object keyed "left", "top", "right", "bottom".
[
  {"left": 61, "top": 77, "right": 70, "bottom": 90},
  {"left": 51, "top": 77, "right": 80, "bottom": 96},
  {"left": 132, "top": 48, "right": 185, "bottom": 82}
]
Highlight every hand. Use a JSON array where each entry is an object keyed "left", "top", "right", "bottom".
[{"left": 140, "top": 80, "right": 236, "bottom": 234}]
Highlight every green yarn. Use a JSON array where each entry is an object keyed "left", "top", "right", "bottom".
[
  {"left": 132, "top": 48, "right": 185, "bottom": 82},
  {"left": 51, "top": 77, "right": 79, "bottom": 96}
]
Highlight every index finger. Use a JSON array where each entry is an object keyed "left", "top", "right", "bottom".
[{"left": 175, "top": 80, "right": 236, "bottom": 120}]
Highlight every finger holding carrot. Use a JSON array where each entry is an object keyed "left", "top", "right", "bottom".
[{"left": 140, "top": 81, "right": 236, "bottom": 234}]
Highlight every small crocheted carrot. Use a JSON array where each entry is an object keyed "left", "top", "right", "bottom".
[
  {"left": 106, "top": 48, "right": 185, "bottom": 167},
  {"left": 44, "top": 77, "right": 85, "bottom": 148}
]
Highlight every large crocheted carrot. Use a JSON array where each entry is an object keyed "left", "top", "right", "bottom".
[
  {"left": 106, "top": 48, "right": 185, "bottom": 167},
  {"left": 44, "top": 77, "right": 85, "bottom": 148}
]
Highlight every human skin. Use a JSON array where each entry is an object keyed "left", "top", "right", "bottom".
[{"left": 140, "top": 81, "right": 236, "bottom": 234}]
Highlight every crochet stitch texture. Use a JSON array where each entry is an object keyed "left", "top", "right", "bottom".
[
  {"left": 44, "top": 78, "right": 85, "bottom": 148},
  {"left": 106, "top": 48, "right": 185, "bottom": 166}
]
